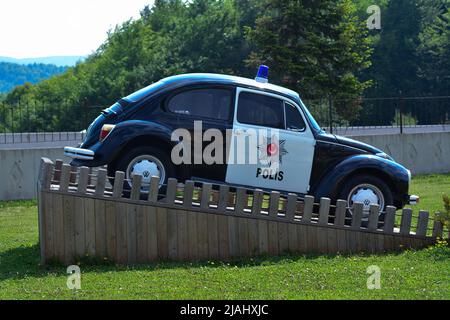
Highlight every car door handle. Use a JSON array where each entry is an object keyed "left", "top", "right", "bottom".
[{"left": 235, "top": 129, "right": 251, "bottom": 136}]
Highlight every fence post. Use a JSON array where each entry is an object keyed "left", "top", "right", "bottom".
[
  {"left": 318, "top": 197, "right": 331, "bottom": 225},
  {"left": 432, "top": 216, "right": 443, "bottom": 238},
  {"left": 234, "top": 187, "right": 246, "bottom": 214},
  {"left": 148, "top": 176, "right": 160, "bottom": 202},
  {"left": 285, "top": 193, "right": 297, "bottom": 220},
  {"left": 130, "top": 174, "right": 142, "bottom": 200},
  {"left": 112, "top": 171, "right": 125, "bottom": 199},
  {"left": 400, "top": 208, "right": 412, "bottom": 235},
  {"left": 399, "top": 96, "right": 404, "bottom": 134},
  {"left": 69, "top": 166, "right": 78, "bottom": 184},
  {"left": 416, "top": 210, "right": 429, "bottom": 237},
  {"left": 95, "top": 168, "right": 107, "bottom": 197},
  {"left": 302, "top": 195, "right": 314, "bottom": 223},
  {"left": 53, "top": 159, "right": 63, "bottom": 183},
  {"left": 37, "top": 158, "right": 54, "bottom": 265},
  {"left": 59, "top": 164, "right": 71, "bottom": 192},
  {"left": 383, "top": 206, "right": 396, "bottom": 233},
  {"left": 38, "top": 158, "right": 54, "bottom": 191},
  {"left": 217, "top": 184, "right": 229, "bottom": 212},
  {"left": 368, "top": 204, "right": 380, "bottom": 231},
  {"left": 251, "top": 189, "right": 263, "bottom": 215},
  {"left": 335, "top": 200, "right": 347, "bottom": 226},
  {"left": 183, "top": 180, "right": 194, "bottom": 208},
  {"left": 200, "top": 182, "right": 212, "bottom": 209},
  {"left": 328, "top": 97, "right": 333, "bottom": 134},
  {"left": 268, "top": 191, "right": 280, "bottom": 218},
  {"left": 351, "top": 202, "right": 364, "bottom": 230},
  {"left": 165, "top": 178, "right": 177, "bottom": 204},
  {"left": 77, "top": 167, "right": 89, "bottom": 194}
]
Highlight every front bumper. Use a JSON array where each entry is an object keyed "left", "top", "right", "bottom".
[
  {"left": 64, "top": 146, "right": 95, "bottom": 160},
  {"left": 409, "top": 194, "right": 420, "bottom": 205}
]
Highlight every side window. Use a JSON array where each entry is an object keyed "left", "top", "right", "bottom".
[
  {"left": 237, "top": 92, "right": 284, "bottom": 129},
  {"left": 285, "top": 102, "right": 306, "bottom": 131},
  {"left": 167, "top": 88, "right": 232, "bottom": 120}
]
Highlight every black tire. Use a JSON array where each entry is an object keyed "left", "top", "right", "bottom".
[
  {"left": 338, "top": 174, "right": 394, "bottom": 227},
  {"left": 109, "top": 146, "right": 176, "bottom": 195}
]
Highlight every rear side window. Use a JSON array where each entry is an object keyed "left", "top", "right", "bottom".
[
  {"left": 167, "top": 88, "right": 232, "bottom": 120},
  {"left": 285, "top": 102, "right": 306, "bottom": 131},
  {"left": 237, "top": 92, "right": 284, "bottom": 129}
]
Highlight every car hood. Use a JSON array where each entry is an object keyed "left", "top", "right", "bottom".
[{"left": 333, "top": 135, "right": 383, "bottom": 155}]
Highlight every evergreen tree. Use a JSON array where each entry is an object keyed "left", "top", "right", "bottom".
[
  {"left": 245, "top": 0, "right": 372, "bottom": 103},
  {"left": 417, "top": 0, "right": 450, "bottom": 96}
]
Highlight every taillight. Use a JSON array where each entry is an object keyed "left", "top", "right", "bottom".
[{"left": 99, "top": 124, "right": 115, "bottom": 142}]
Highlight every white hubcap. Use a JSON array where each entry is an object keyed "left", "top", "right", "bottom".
[
  {"left": 348, "top": 184, "right": 385, "bottom": 215},
  {"left": 126, "top": 155, "right": 166, "bottom": 187}
]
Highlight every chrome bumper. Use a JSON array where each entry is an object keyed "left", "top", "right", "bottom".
[
  {"left": 64, "top": 146, "right": 95, "bottom": 160},
  {"left": 409, "top": 195, "right": 420, "bottom": 205}
]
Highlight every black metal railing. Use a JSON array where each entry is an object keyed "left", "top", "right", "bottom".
[
  {"left": 305, "top": 96, "right": 450, "bottom": 135},
  {"left": 0, "top": 102, "right": 103, "bottom": 144},
  {"left": 1, "top": 96, "right": 449, "bottom": 144}
]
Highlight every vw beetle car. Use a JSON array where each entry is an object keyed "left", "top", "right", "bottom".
[{"left": 65, "top": 66, "right": 417, "bottom": 213}]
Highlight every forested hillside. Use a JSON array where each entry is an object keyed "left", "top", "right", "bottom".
[
  {"left": 0, "top": 56, "right": 83, "bottom": 67},
  {"left": 0, "top": 62, "right": 67, "bottom": 93}
]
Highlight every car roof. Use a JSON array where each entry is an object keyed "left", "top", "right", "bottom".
[
  {"left": 122, "top": 73, "right": 323, "bottom": 135},
  {"left": 160, "top": 73, "right": 300, "bottom": 101}
]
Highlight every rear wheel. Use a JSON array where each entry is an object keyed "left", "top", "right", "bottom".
[
  {"left": 109, "top": 146, "right": 175, "bottom": 194},
  {"left": 338, "top": 174, "right": 394, "bottom": 227}
]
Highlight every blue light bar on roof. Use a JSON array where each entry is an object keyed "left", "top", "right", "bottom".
[{"left": 255, "top": 65, "right": 269, "bottom": 83}]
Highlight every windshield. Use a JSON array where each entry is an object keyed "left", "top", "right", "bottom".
[
  {"left": 123, "top": 81, "right": 166, "bottom": 102},
  {"left": 299, "top": 99, "right": 323, "bottom": 133}
]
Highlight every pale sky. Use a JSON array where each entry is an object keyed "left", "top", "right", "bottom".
[{"left": 0, "top": 0, "right": 154, "bottom": 58}]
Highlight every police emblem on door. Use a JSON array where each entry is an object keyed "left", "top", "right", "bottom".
[{"left": 256, "top": 134, "right": 287, "bottom": 181}]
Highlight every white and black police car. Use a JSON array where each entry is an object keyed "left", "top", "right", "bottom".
[{"left": 65, "top": 66, "right": 418, "bottom": 213}]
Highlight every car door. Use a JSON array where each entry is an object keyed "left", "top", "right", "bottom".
[
  {"left": 166, "top": 86, "right": 234, "bottom": 182},
  {"left": 225, "top": 88, "right": 315, "bottom": 194}
]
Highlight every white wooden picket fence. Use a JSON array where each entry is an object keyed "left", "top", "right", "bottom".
[{"left": 37, "top": 158, "right": 446, "bottom": 265}]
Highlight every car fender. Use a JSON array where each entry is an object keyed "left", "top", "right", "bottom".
[
  {"left": 77, "top": 120, "right": 177, "bottom": 167},
  {"left": 311, "top": 154, "right": 410, "bottom": 202}
]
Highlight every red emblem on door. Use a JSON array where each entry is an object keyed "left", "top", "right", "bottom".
[{"left": 267, "top": 143, "right": 278, "bottom": 156}]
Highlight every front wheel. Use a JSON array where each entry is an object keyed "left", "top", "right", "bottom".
[
  {"left": 338, "top": 174, "right": 394, "bottom": 226},
  {"left": 110, "top": 146, "right": 175, "bottom": 193}
]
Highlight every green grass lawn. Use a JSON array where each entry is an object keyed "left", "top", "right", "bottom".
[
  {"left": 405, "top": 173, "right": 450, "bottom": 214},
  {"left": 0, "top": 174, "right": 449, "bottom": 300}
]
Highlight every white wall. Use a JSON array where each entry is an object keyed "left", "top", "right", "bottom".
[
  {"left": 0, "top": 147, "right": 71, "bottom": 200},
  {"left": 352, "top": 132, "right": 450, "bottom": 175},
  {"left": 0, "top": 131, "right": 449, "bottom": 200}
]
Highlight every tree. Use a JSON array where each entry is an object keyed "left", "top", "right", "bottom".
[
  {"left": 5, "top": 82, "right": 36, "bottom": 105},
  {"left": 14, "top": 0, "right": 446, "bottom": 130},
  {"left": 0, "top": 62, "right": 67, "bottom": 93},
  {"left": 417, "top": 0, "right": 450, "bottom": 96},
  {"left": 245, "top": 0, "right": 372, "bottom": 108},
  {"left": 363, "top": 0, "right": 424, "bottom": 98}
]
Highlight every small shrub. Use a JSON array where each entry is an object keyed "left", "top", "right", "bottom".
[{"left": 435, "top": 195, "right": 450, "bottom": 229}]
